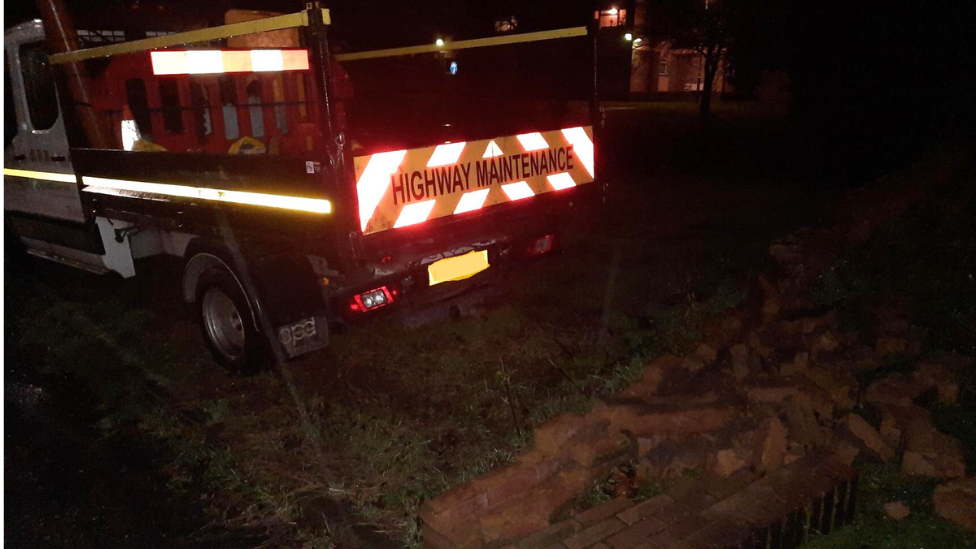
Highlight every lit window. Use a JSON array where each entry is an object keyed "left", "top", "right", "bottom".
[
  {"left": 494, "top": 16, "right": 518, "bottom": 33},
  {"left": 594, "top": 8, "right": 626, "bottom": 27}
]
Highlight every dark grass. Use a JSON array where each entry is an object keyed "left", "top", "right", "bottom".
[{"left": 799, "top": 464, "right": 976, "bottom": 549}]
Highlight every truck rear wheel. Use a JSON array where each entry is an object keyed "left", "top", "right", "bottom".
[{"left": 195, "top": 265, "right": 267, "bottom": 373}]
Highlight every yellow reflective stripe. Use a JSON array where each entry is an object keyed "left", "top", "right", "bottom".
[
  {"left": 3, "top": 168, "right": 77, "bottom": 183},
  {"left": 81, "top": 176, "right": 331, "bottom": 214},
  {"left": 50, "top": 10, "right": 327, "bottom": 65},
  {"left": 335, "top": 26, "right": 588, "bottom": 62},
  {"left": 150, "top": 49, "right": 310, "bottom": 75}
]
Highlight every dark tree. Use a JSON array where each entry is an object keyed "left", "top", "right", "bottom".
[{"left": 643, "top": 0, "right": 735, "bottom": 117}]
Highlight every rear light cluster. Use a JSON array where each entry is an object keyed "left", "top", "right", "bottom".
[{"left": 348, "top": 286, "right": 398, "bottom": 313}]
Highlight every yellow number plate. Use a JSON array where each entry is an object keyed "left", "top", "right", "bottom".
[{"left": 428, "top": 250, "right": 490, "bottom": 286}]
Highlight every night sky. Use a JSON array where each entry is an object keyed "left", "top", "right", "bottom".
[{"left": 5, "top": 0, "right": 598, "bottom": 50}]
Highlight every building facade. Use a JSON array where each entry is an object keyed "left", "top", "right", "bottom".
[{"left": 593, "top": 0, "right": 728, "bottom": 101}]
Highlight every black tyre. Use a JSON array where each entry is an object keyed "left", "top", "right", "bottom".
[{"left": 195, "top": 265, "right": 267, "bottom": 373}]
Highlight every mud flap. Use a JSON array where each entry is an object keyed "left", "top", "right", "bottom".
[
  {"left": 248, "top": 253, "right": 330, "bottom": 359},
  {"left": 276, "top": 315, "right": 329, "bottom": 358}
]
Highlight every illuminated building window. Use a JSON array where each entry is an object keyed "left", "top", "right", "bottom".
[
  {"left": 594, "top": 8, "right": 627, "bottom": 27},
  {"left": 495, "top": 16, "right": 518, "bottom": 33}
]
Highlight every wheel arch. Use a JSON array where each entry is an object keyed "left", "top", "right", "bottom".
[{"left": 182, "top": 239, "right": 260, "bottom": 332}]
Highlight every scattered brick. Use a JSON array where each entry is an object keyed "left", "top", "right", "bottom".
[
  {"left": 883, "top": 501, "right": 910, "bottom": 520},
  {"left": 635, "top": 530, "right": 690, "bottom": 549},
  {"left": 814, "top": 454, "right": 856, "bottom": 484},
  {"left": 616, "top": 495, "right": 674, "bottom": 526},
  {"left": 933, "top": 477, "right": 976, "bottom": 534},
  {"left": 474, "top": 462, "right": 550, "bottom": 509},
  {"left": 753, "top": 415, "right": 788, "bottom": 472},
  {"left": 695, "top": 343, "right": 718, "bottom": 363},
  {"left": 605, "top": 517, "right": 667, "bottom": 549},
  {"left": 479, "top": 508, "right": 551, "bottom": 545},
  {"left": 865, "top": 375, "right": 918, "bottom": 408},
  {"left": 708, "top": 448, "right": 748, "bottom": 477},
  {"left": 663, "top": 514, "right": 712, "bottom": 539},
  {"left": 744, "top": 382, "right": 799, "bottom": 404},
  {"left": 653, "top": 494, "right": 715, "bottom": 528},
  {"left": 601, "top": 404, "right": 740, "bottom": 437},
  {"left": 574, "top": 497, "right": 635, "bottom": 528},
  {"left": 838, "top": 413, "right": 894, "bottom": 462},
  {"left": 563, "top": 518, "right": 626, "bottom": 549},
  {"left": 571, "top": 433, "right": 635, "bottom": 469},
  {"left": 664, "top": 475, "right": 704, "bottom": 501},
  {"left": 683, "top": 519, "right": 754, "bottom": 549},
  {"left": 784, "top": 393, "right": 828, "bottom": 447},
  {"left": 423, "top": 522, "right": 470, "bottom": 549},
  {"left": 730, "top": 344, "right": 752, "bottom": 380},
  {"left": 802, "top": 367, "right": 855, "bottom": 410},
  {"left": 701, "top": 468, "right": 759, "bottom": 501},
  {"left": 535, "top": 413, "right": 608, "bottom": 457},
  {"left": 517, "top": 519, "right": 582, "bottom": 549}
]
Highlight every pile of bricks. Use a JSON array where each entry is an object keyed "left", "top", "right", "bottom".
[
  {"left": 420, "top": 147, "right": 972, "bottom": 549},
  {"left": 505, "top": 452, "right": 856, "bottom": 549},
  {"left": 421, "top": 401, "right": 742, "bottom": 548}
]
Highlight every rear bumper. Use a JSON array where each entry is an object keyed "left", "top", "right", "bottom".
[
  {"left": 331, "top": 179, "right": 600, "bottom": 322},
  {"left": 332, "top": 229, "right": 553, "bottom": 323}
]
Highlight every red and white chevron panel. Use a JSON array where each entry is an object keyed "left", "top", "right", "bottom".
[{"left": 353, "top": 126, "right": 595, "bottom": 235}]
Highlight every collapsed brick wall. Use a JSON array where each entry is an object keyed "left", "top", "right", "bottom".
[
  {"left": 421, "top": 149, "right": 974, "bottom": 549},
  {"left": 513, "top": 452, "right": 858, "bottom": 549}
]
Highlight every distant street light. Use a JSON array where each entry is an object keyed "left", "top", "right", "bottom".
[
  {"left": 609, "top": 7, "right": 618, "bottom": 15},
  {"left": 624, "top": 33, "right": 633, "bottom": 41},
  {"left": 435, "top": 38, "right": 445, "bottom": 46}
]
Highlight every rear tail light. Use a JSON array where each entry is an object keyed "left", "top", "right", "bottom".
[
  {"left": 348, "top": 286, "right": 397, "bottom": 313},
  {"left": 526, "top": 234, "right": 555, "bottom": 257}
]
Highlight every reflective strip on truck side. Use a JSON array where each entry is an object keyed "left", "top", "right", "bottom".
[
  {"left": 80, "top": 176, "right": 332, "bottom": 214},
  {"left": 5, "top": 169, "right": 332, "bottom": 214},
  {"left": 3, "top": 168, "right": 78, "bottom": 183},
  {"left": 353, "top": 126, "right": 595, "bottom": 235},
  {"left": 150, "top": 49, "right": 310, "bottom": 75}
]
